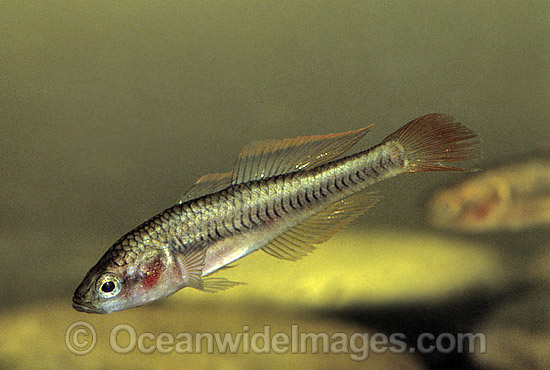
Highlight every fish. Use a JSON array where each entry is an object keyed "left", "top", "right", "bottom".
[
  {"left": 426, "top": 150, "right": 550, "bottom": 232},
  {"left": 73, "top": 113, "right": 480, "bottom": 313}
]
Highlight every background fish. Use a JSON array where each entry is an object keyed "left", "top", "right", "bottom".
[
  {"left": 73, "top": 113, "right": 480, "bottom": 314},
  {"left": 426, "top": 150, "right": 550, "bottom": 232}
]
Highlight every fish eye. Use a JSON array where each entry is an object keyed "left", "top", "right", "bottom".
[
  {"left": 101, "top": 281, "right": 115, "bottom": 292},
  {"left": 96, "top": 273, "right": 121, "bottom": 299}
]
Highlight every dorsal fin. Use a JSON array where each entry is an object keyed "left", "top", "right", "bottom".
[
  {"left": 231, "top": 126, "right": 371, "bottom": 184},
  {"left": 179, "top": 171, "right": 233, "bottom": 203},
  {"left": 262, "top": 191, "right": 379, "bottom": 261}
]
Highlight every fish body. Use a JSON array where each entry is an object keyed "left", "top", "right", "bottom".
[
  {"left": 73, "top": 114, "right": 480, "bottom": 313},
  {"left": 427, "top": 151, "right": 550, "bottom": 232}
]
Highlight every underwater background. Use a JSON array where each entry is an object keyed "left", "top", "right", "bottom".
[{"left": 1, "top": 1, "right": 549, "bottom": 369}]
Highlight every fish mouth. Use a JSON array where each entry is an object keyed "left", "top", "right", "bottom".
[{"left": 72, "top": 297, "right": 103, "bottom": 314}]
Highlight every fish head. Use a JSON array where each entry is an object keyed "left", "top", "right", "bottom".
[{"left": 73, "top": 236, "right": 185, "bottom": 314}]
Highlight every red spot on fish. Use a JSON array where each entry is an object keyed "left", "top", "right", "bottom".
[
  {"left": 463, "top": 196, "right": 498, "bottom": 223},
  {"left": 473, "top": 198, "right": 498, "bottom": 220},
  {"left": 143, "top": 258, "right": 164, "bottom": 288}
]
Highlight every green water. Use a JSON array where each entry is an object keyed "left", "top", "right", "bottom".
[{"left": 1, "top": 1, "right": 549, "bottom": 369}]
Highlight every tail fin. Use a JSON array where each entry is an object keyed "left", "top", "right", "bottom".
[{"left": 383, "top": 113, "right": 481, "bottom": 172}]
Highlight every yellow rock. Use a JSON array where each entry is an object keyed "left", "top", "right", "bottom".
[
  {"left": 0, "top": 301, "right": 424, "bottom": 370},
  {"left": 176, "top": 227, "right": 506, "bottom": 307}
]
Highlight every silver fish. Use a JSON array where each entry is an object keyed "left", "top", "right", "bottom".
[{"left": 73, "top": 113, "right": 480, "bottom": 313}]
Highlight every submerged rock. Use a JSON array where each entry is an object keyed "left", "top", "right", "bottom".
[{"left": 0, "top": 300, "right": 423, "bottom": 370}]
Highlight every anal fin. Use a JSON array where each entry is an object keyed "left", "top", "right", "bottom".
[
  {"left": 262, "top": 191, "right": 379, "bottom": 261},
  {"left": 262, "top": 236, "right": 316, "bottom": 261}
]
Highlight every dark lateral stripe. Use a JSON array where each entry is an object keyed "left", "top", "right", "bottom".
[
  {"left": 296, "top": 194, "right": 303, "bottom": 207},
  {"left": 341, "top": 176, "right": 349, "bottom": 187},
  {"left": 272, "top": 203, "right": 281, "bottom": 218},
  {"left": 289, "top": 196, "right": 297, "bottom": 210},
  {"left": 222, "top": 221, "right": 234, "bottom": 236},
  {"left": 379, "top": 158, "right": 387, "bottom": 171},
  {"left": 231, "top": 217, "right": 241, "bottom": 233},
  {"left": 311, "top": 189, "right": 319, "bottom": 201},
  {"left": 370, "top": 165, "right": 379, "bottom": 176},
  {"left": 248, "top": 212, "right": 258, "bottom": 226},
  {"left": 214, "top": 223, "right": 222, "bottom": 238},
  {"left": 265, "top": 206, "right": 273, "bottom": 220},
  {"left": 239, "top": 214, "right": 250, "bottom": 229},
  {"left": 256, "top": 209, "right": 265, "bottom": 222},
  {"left": 280, "top": 197, "right": 288, "bottom": 213}
]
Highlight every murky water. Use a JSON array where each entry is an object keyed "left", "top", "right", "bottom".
[{"left": 1, "top": 1, "right": 549, "bottom": 369}]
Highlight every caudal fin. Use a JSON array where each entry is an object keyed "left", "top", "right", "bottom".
[{"left": 383, "top": 113, "right": 481, "bottom": 172}]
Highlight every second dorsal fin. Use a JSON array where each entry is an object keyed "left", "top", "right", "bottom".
[{"left": 231, "top": 126, "right": 371, "bottom": 184}]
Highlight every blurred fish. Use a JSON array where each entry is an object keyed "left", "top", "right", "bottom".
[
  {"left": 73, "top": 114, "right": 480, "bottom": 313},
  {"left": 426, "top": 150, "right": 550, "bottom": 232}
]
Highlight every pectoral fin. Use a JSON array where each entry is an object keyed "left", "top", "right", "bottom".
[
  {"left": 171, "top": 237, "right": 244, "bottom": 292},
  {"left": 171, "top": 237, "right": 207, "bottom": 290}
]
